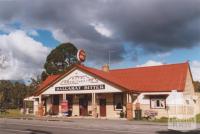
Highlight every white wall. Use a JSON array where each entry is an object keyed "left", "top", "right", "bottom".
[{"left": 133, "top": 92, "right": 170, "bottom": 105}]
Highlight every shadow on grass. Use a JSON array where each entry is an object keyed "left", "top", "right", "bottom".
[
  {"left": 26, "top": 129, "right": 52, "bottom": 134},
  {"left": 156, "top": 129, "right": 200, "bottom": 134}
]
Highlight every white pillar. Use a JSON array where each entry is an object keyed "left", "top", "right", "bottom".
[
  {"left": 92, "top": 93, "right": 97, "bottom": 118},
  {"left": 63, "top": 94, "right": 66, "bottom": 100},
  {"left": 39, "top": 95, "right": 42, "bottom": 104}
]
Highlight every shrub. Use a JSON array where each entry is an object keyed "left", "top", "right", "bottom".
[{"left": 144, "top": 110, "right": 158, "bottom": 120}]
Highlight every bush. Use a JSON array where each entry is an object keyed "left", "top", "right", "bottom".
[{"left": 144, "top": 110, "right": 158, "bottom": 120}]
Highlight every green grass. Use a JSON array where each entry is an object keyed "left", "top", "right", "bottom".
[
  {"left": 0, "top": 109, "right": 33, "bottom": 118},
  {"left": 153, "top": 117, "right": 168, "bottom": 123},
  {"left": 151, "top": 115, "right": 200, "bottom": 123},
  {"left": 196, "top": 113, "right": 200, "bottom": 123}
]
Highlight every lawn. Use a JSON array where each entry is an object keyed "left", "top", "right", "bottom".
[
  {"left": 196, "top": 113, "right": 200, "bottom": 123},
  {"left": 151, "top": 114, "right": 200, "bottom": 123},
  {"left": 0, "top": 109, "right": 33, "bottom": 118}
]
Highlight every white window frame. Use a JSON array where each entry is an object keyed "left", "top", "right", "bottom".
[{"left": 150, "top": 98, "right": 166, "bottom": 109}]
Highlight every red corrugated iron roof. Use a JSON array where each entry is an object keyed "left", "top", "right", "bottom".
[
  {"left": 35, "top": 74, "right": 62, "bottom": 95},
  {"left": 35, "top": 62, "right": 190, "bottom": 95}
]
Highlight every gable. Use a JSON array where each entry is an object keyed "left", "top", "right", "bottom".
[
  {"left": 42, "top": 69, "right": 123, "bottom": 95},
  {"left": 184, "top": 68, "right": 195, "bottom": 95}
]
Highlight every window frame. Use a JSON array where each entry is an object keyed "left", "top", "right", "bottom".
[
  {"left": 150, "top": 97, "right": 166, "bottom": 109},
  {"left": 113, "top": 93, "right": 123, "bottom": 111}
]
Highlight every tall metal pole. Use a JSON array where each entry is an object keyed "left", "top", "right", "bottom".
[{"left": 108, "top": 50, "right": 115, "bottom": 67}]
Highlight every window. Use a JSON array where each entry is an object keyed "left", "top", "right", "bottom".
[
  {"left": 113, "top": 93, "right": 123, "bottom": 110},
  {"left": 150, "top": 98, "right": 165, "bottom": 109}
]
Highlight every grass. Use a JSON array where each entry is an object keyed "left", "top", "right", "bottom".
[
  {"left": 196, "top": 113, "right": 200, "bottom": 123},
  {"left": 0, "top": 109, "right": 33, "bottom": 118},
  {"left": 153, "top": 117, "right": 168, "bottom": 123},
  {"left": 150, "top": 114, "right": 200, "bottom": 123}
]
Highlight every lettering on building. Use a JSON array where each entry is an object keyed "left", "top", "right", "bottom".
[
  {"left": 60, "top": 75, "right": 98, "bottom": 85},
  {"left": 55, "top": 84, "right": 105, "bottom": 91}
]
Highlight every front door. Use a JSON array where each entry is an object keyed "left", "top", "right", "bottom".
[
  {"left": 79, "top": 98, "right": 88, "bottom": 116},
  {"left": 52, "top": 95, "right": 60, "bottom": 115},
  {"left": 100, "top": 99, "right": 106, "bottom": 117},
  {"left": 66, "top": 95, "right": 73, "bottom": 116}
]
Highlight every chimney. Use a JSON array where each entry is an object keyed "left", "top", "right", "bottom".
[{"left": 102, "top": 64, "right": 109, "bottom": 72}]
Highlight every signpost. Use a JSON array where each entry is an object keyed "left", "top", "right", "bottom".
[{"left": 77, "top": 49, "right": 86, "bottom": 62}]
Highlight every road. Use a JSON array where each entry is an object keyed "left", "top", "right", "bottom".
[{"left": 0, "top": 118, "right": 199, "bottom": 134}]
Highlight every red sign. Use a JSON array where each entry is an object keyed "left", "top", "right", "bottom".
[
  {"left": 77, "top": 49, "right": 86, "bottom": 62},
  {"left": 61, "top": 100, "right": 68, "bottom": 113}
]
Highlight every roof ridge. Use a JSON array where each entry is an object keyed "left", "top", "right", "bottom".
[{"left": 110, "top": 62, "right": 188, "bottom": 72}]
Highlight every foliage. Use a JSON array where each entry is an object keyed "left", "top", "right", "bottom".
[
  {"left": 144, "top": 110, "right": 158, "bottom": 120},
  {"left": 0, "top": 78, "right": 39, "bottom": 109},
  {"left": 42, "top": 43, "right": 79, "bottom": 81},
  {"left": 193, "top": 81, "right": 200, "bottom": 92}
]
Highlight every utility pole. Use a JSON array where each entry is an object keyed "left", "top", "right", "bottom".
[{"left": 108, "top": 50, "right": 115, "bottom": 67}]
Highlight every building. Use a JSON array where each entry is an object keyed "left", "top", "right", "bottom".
[{"left": 31, "top": 62, "right": 200, "bottom": 119}]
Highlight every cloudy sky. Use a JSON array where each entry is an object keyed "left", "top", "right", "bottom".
[{"left": 0, "top": 0, "right": 200, "bottom": 81}]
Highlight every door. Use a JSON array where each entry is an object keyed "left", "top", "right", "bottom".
[
  {"left": 66, "top": 95, "right": 73, "bottom": 116},
  {"left": 79, "top": 98, "right": 88, "bottom": 116},
  {"left": 100, "top": 99, "right": 106, "bottom": 117},
  {"left": 52, "top": 95, "right": 60, "bottom": 115}
]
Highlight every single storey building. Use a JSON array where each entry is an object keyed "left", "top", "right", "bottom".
[{"left": 32, "top": 62, "right": 200, "bottom": 119}]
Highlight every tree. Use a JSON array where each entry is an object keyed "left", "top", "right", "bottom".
[
  {"left": 193, "top": 81, "right": 200, "bottom": 92},
  {"left": 42, "top": 43, "right": 79, "bottom": 81},
  {"left": 0, "top": 80, "right": 13, "bottom": 108},
  {"left": 0, "top": 79, "right": 38, "bottom": 109}
]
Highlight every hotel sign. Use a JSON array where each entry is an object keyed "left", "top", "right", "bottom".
[
  {"left": 55, "top": 84, "right": 105, "bottom": 91},
  {"left": 60, "top": 75, "right": 98, "bottom": 85}
]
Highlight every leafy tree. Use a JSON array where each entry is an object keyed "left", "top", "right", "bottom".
[
  {"left": 42, "top": 42, "right": 79, "bottom": 81},
  {"left": 0, "top": 78, "right": 39, "bottom": 109},
  {"left": 193, "top": 81, "right": 200, "bottom": 92},
  {"left": 0, "top": 80, "right": 13, "bottom": 108}
]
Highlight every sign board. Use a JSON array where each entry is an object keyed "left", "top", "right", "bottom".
[
  {"left": 77, "top": 49, "right": 86, "bottom": 62},
  {"left": 55, "top": 84, "right": 105, "bottom": 91},
  {"left": 61, "top": 100, "right": 68, "bottom": 113}
]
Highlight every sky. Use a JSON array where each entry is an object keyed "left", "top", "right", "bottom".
[{"left": 0, "top": 0, "right": 200, "bottom": 81}]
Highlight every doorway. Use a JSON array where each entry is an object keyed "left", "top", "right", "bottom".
[
  {"left": 99, "top": 99, "right": 106, "bottom": 117},
  {"left": 52, "top": 95, "right": 60, "bottom": 115},
  {"left": 79, "top": 98, "right": 88, "bottom": 116},
  {"left": 66, "top": 95, "right": 73, "bottom": 116}
]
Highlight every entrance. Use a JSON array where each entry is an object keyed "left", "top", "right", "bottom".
[
  {"left": 100, "top": 99, "right": 106, "bottom": 117},
  {"left": 52, "top": 95, "right": 59, "bottom": 115},
  {"left": 79, "top": 98, "right": 88, "bottom": 116},
  {"left": 66, "top": 95, "right": 73, "bottom": 116}
]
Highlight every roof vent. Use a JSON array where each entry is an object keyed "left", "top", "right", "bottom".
[{"left": 102, "top": 64, "right": 109, "bottom": 72}]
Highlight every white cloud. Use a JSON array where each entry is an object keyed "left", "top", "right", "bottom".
[
  {"left": 190, "top": 60, "right": 200, "bottom": 81},
  {"left": 90, "top": 23, "right": 112, "bottom": 38},
  {"left": 27, "top": 30, "right": 38, "bottom": 36},
  {"left": 136, "top": 60, "right": 163, "bottom": 67},
  {"left": 52, "top": 29, "right": 70, "bottom": 42},
  {"left": 0, "top": 30, "right": 50, "bottom": 80}
]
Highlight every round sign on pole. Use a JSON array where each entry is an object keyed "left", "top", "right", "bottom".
[{"left": 77, "top": 49, "right": 86, "bottom": 62}]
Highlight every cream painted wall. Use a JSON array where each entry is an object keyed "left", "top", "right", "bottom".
[{"left": 184, "top": 69, "right": 195, "bottom": 96}]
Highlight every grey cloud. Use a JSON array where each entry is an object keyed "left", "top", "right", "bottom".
[{"left": 0, "top": 0, "right": 200, "bottom": 64}]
